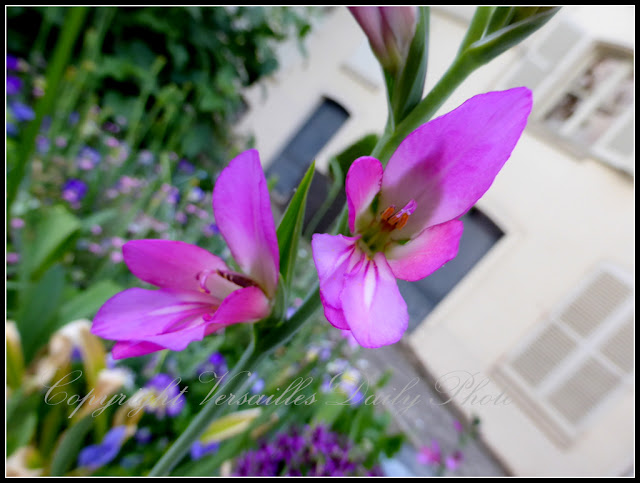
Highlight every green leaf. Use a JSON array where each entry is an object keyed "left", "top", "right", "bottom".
[
  {"left": 23, "top": 205, "right": 81, "bottom": 279},
  {"left": 17, "top": 264, "right": 66, "bottom": 363},
  {"left": 199, "top": 408, "right": 262, "bottom": 443},
  {"left": 334, "top": 133, "right": 379, "bottom": 182},
  {"left": 276, "top": 161, "right": 315, "bottom": 290},
  {"left": 49, "top": 415, "right": 94, "bottom": 476},
  {"left": 6, "top": 391, "right": 41, "bottom": 456},
  {"left": 468, "top": 7, "right": 561, "bottom": 65},
  {"left": 58, "top": 280, "right": 122, "bottom": 323}
]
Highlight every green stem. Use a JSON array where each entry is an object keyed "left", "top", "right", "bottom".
[
  {"left": 148, "top": 338, "right": 257, "bottom": 476},
  {"left": 374, "top": 54, "right": 478, "bottom": 163}
]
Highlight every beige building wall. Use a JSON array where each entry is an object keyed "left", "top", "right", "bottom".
[{"left": 236, "top": 6, "right": 635, "bottom": 476}]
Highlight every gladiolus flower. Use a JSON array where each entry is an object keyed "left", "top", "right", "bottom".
[
  {"left": 92, "top": 150, "right": 279, "bottom": 359},
  {"left": 312, "top": 88, "right": 532, "bottom": 347},
  {"left": 349, "top": 7, "right": 418, "bottom": 74}
]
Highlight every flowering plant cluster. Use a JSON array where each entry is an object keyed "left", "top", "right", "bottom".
[{"left": 7, "top": 5, "right": 559, "bottom": 477}]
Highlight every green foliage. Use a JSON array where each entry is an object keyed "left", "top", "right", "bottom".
[{"left": 7, "top": 6, "right": 316, "bottom": 165}]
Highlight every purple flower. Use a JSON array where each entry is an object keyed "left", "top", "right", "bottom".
[
  {"left": 143, "top": 373, "right": 186, "bottom": 418},
  {"left": 7, "top": 75, "right": 22, "bottom": 96},
  {"left": 190, "top": 440, "right": 220, "bottom": 460},
  {"left": 36, "top": 135, "right": 50, "bottom": 154},
  {"left": 178, "top": 158, "right": 195, "bottom": 174},
  {"left": 203, "top": 223, "right": 220, "bottom": 238},
  {"left": 417, "top": 440, "right": 442, "bottom": 466},
  {"left": 445, "top": 450, "right": 464, "bottom": 471},
  {"left": 77, "top": 146, "right": 101, "bottom": 169},
  {"left": 233, "top": 425, "right": 377, "bottom": 476},
  {"left": 7, "top": 252, "right": 20, "bottom": 264},
  {"left": 78, "top": 426, "right": 128, "bottom": 470},
  {"left": 197, "top": 351, "right": 228, "bottom": 379},
  {"left": 453, "top": 420, "right": 464, "bottom": 433},
  {"left": 62, "top": 179, "right": 88, "bottom": 203},
  {"left": 10, "top": 218, "right": 25, "bottom": 229},
  {"left": 10, "top": 101, "right": 35, "bottom": 122},
  {"left": 7, "top": 122, "right": 18, "bottom": 137},
  {"left": 134, "top": 427, "right": 152, "bottom": 445},
  {"left": 7, "top": 54, "right": 19, "bottom": 71},
  {"left": 312, "top": 88, "right": 532, "bottom": 348}
]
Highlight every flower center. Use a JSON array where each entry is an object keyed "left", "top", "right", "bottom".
[
  {"left": 196, "top": 269, "right": 258, "bottom": 295},
  {"left": 360, "top": 200, "right": 416, "bottom": 254}
]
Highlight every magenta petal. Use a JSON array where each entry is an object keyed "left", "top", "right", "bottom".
[
  {"left": 311, "top": 233, "right": 361, "bottom": 329},
  {"left": 205, "top": 286, "right": 270, "bottom": 328},
  {"left": 212, "top": 149, "right": 279, "bottom": 297},
  {"left": 346, "top": 156, "right": 383, "bottom": 233},
  {"left": 386, "top": 219, "right": 464, "bottom": 281},
  {"left": 320, "top": 293, "right": 350, "bottom": 330},
  {"left": 123, "top": 239, "right": 237, "bottom": 297},
  {"left": 381, "top": 88, "right": 532, "bottom": 235},
  {"left": 340, "top": 253, "right": 408, "bottom": 348},
  {"left": 112, "top": 341, "right": 166, "bottom": 359},
  {"left": 91, "top": 288, "right": 215, "bottom": 340}
]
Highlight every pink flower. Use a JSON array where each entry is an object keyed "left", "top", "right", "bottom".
[
  {"left": 349, "top": 7, "right": 417, "bottom": 73},
  {"left": 92, "top": 150, "right": 280, "bottom": 359},
  {"left": 417, "top": 440, "right": 442, "bottom": 466},
  {"left": 312, "top": 88, "right": 532, "bottom": 347},
  {"left": 445, "top": 450, "right": 464, "bottom": 471}
]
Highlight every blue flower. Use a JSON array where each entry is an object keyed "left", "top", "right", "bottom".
[
  {"left": 7, "top": 75, "right": 22, "bottom": 96},
  {"left": 143, "top": 373, "right": 185, "bottom": 418},
  {"left": 7, "top": 55, "right": 19, "bottom": 71},
  {"left": 62, "top": 179, "right": 88, "bottom": 203},
  {"left": 10, "top": 101, "right": 35, "bottom": 122},
  {"left": 78, "top": 426, "right": 128, "bottom": 470},
  {"left": 190, "top": 440, "right": 220, "bottom": 461}
]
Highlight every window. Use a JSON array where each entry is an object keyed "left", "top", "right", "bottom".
[
  {"left": 540, "top": 50, "right": 633, "bottom": 172},
  {"left": 267, "top": 98, "right": 349, "bottom": 208},
  {"left": 402, "top": 208, "right": 504, "bottom": 332},
  {"left": 500, "top": 13, "right": 634, "bottom": 175},
  {"left": 492, "top": 264, "right": 634, "bottom": 447}
]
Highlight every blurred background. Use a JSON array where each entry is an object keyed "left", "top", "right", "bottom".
[{"left": 6, "top": 6, "right": 634, "bottom": 476}]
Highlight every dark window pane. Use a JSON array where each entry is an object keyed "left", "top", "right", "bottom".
[{"left": 268, "top": 98, "right": 349, "bottom": 205}]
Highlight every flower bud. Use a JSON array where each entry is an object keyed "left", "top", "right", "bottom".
[{"left": 349, "top": 7, "right": 418, "bottom": 74}]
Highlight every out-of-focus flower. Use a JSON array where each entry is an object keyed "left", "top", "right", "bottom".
[
  {"left": 92, "top": 150, "right": 280, "bottom": 359},
  {"left": 198, "top": 351, "right": 228, "bottom": 378},
  {"left": 417, "top": 440, "right": 442, "bottom": 466},
  {"left": 62, "top": 178, "right": 88, "bottom": 204},
  {"left": 445, "top": 450, "right": 464, "bottom": 471},
  {"left": 349, "top": 7, "right": 418, "bottom": 74},
  {"left": 312, "top": 88, "right": 532, "bottom": 348},
  {"left": 234, "top": 425, "right": 381, "bottom": 476},
  {"left": 134, "top": 427, "right": 152, "bottom": 445},
  {"left": 178, "top": 158, "right": 195, "bottom": 173},
  {"left": 110, "top": 251, "right": 124, "bottom": 264},
  {"left": 7, "top": 54, "right": 20, "bottom": 71},
  {"left": 77, "top": 146, "right": 101, "bottom": 170},
  {"left": 36, "top": 135, "right": 49, "bottom": 154},
  {"left": 138, "top": 150, "right": 154, "bottom": 165},
  {"left": 90, "top": 225, "right": 103, "bottom": 236},
  {"left": 7, "top": 447, "right": 43, "bottom": 477},
  {"left": 453, "top": 420, "right": 464, "bottom": 433},
  {"left": 190, "top": 441, "right": 220, "bottom": 461},
  {"left": 78, "top": 426, "right": 129, "bottom": 471},
  {"left": 7, "top": 252, "right": 20, "bottom": 264},
  {"left": 7, "top": 75, "right": 22, "bottom": 95},
  {"left": 203, "top": 223, "right": 220, "bottom": 238},
  {"left": 141, "top": 373, "right": 186, "bottom": 418},
  {"left": 10, "top": 101, "right": 35, "bottom": 122}
]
